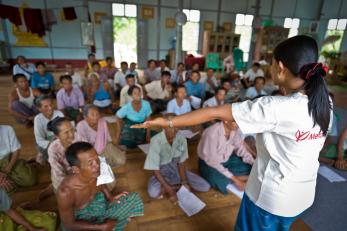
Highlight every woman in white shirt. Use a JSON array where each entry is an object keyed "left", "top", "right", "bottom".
[
  {"left": 132, "top": 35, "right": 332, "bottom": 231},
  {"left": 167, "top": 85, "right": 191, "bottom": 115}
]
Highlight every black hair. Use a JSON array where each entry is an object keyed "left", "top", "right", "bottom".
[
  {"left": 83, "top": 104, "right": 99, "bottom": 118},
  {"left": 254, "top": 76, "right": 265, "bottom": 84},
  {"left": 13, "top": 73, "right": 27, "bottom": 82},
  {"left": 215, "top": 87, "right": 226, "bottom": 94},
  {"left": 160, "top": 59, "right": 166, "bottom": 63},
  {"left": 65, "top": 142, "right": 94, "bottom": 167},
  {"left": 105, "top": 56, "right": 113, "bottom": 62},
  {"left": 91, "top": 61, "right": 100, "bottom": 67},
  {"left": 130, "top": 62, "right": 136, "bottom": 65},
  {"left": 35, "top": 94, "right": 51, "bottom": 107},
  {"left": 191, "top": 70, "right": 200, "bottom": 76},
  {"left": 88, "top": 53, "right": 95, "bottom": 58},
  {"left": 161, "top": 71, "right": 171, "bottom": 77},
  {"left": 176, "top": 84, "right": 186, "bottom": 92},
  {"left": 60, "top": 75, "right": 73, "bottom": 83},
  {"left": 120, "top": 61, "right": 128, "bottom": 66},
  {"left": 273, "top": 35, "right": 331, "bottom": 135},
  {"left": 221, "top": 78, "right": 231, "bottom": 86},
  {"left": 126, "top": 74, "right": 135, "bottom": 80},
  {"left": 177, "top": 62, "right": 184, "bottom": 67},
  {"left": 47, "top": 117, "right": 70, "bottom": 135},
  {"left": 16, "top": 55, "right": 25, "bottom": 60},
  {"left": 128, "top": 85, "right": 141, "bottom": 96},
  {"left": 253, "top": 62, "right": 260, "bottom": 67},
  {"left": 206, "top": 68, "right": 214, "bottom": 71},
  {"left": 35, "top": 61, "right": 45, "bottom": 68},
  {"left": 148, "top": 59, "right": 156, "bottom": 65},
  {"left": 65, "top": 62, "right": 72, "bottom": 66}
]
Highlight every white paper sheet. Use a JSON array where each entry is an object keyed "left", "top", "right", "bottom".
[
  {"left": 103, "top": 116, "right": 118, "bottom": 123},
  {"left": 318, "top": 166, "right": 346, "bottom": 182},
  {"left": 177, "top": 130, "right": 199, "bottom": 139},
  {"left": 226, "top": 184, "right": 244, "bottom": 199},
  {"left": 138, "top": 144, "right": 150, "bottom": 155},
  {"left": 97, "top": 156, "right": 115, "bottom": 186},
  {"left": 177, "top": 186, "right": 206, "bottom": 217},
  {"left": 190, "top": 96, "right": 202, "bottom": 109}
]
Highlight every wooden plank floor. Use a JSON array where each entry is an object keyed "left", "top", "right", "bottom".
[{"left": 2, "top": 71, "right": 339, "bottom": 231}]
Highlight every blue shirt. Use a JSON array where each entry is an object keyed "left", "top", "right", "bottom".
[
  {"left": 116, "top": 100, "right": 152, "bottom": 123},
  {"left": 31, "top": 72, "right": 55, "bottom": 90},
  {"left": 167, "top": 98, "right": 191, "bottom": 115},
  {"left": 184, "top": 80, "right": 205, "bottom": 99}
]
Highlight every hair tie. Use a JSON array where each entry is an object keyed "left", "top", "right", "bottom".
[{"left": 304, "top": 63, "right": 328, "bottom": 80}]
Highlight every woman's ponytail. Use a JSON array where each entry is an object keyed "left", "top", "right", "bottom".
[{"left": 299, "top": 63, "right": 331, "bottom": 135}]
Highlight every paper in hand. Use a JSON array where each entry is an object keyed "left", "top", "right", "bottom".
[
  {"left": 176, "top": 185, "right": 206, "bottom": 217},
  {"left": 97, "top": 156, "right": 115, "bottom": 186},
  {"left": 190, "top": 96, "right": 202, "bottom": 109}
]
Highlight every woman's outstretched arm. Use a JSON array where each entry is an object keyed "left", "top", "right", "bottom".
[{"left": 132, "top": 104, "right": 234, "bottom": 128}]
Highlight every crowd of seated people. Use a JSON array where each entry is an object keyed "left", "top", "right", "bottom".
[{"left": 1, "top": 54, "right": 295, "bottom": 230}]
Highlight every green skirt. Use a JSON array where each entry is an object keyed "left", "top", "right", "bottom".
[
  {"left": 0, "top": 154, "right": 37, "bottom": 192},
  {"left": 120, "top": 118, "right": 156, "bottom": 149},
  {"left": 199, "top": 155, "right": 252, "bottom": 195}
]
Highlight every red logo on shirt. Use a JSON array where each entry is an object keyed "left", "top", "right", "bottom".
[{"left": 295, "top": 130, "right": 324, "bottom": 142}]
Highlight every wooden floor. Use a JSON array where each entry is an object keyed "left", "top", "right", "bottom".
[{"left": 3, "top": 71, "right": 345, "bottom": 231}]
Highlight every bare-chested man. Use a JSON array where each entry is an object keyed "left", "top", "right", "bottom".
[{"left": 57, "top": 142, "right": 143, "bottom": 231}]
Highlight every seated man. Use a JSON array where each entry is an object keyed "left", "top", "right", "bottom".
[
  {"left": 184, "top": 71, "right": 205, "bottom": 101},
  {"left": 128, "top": 62, "right": 139, "bottom": 82},
  {"left": 65, "top": 63, "right": 83, "bottom": 89},
  {"left": 90, "top": 61, "right": 108, "bottom": 82},
  {"left": 144, "top": 114, "right": 210, "bottom": 201},
  {"left": 34, "top": 95, "right": 64, "bottom": 164},
  {"left": 0, "top": 188, "right": 44, "bottom": 231},
  {"left": 244, "top": 76, "right": 267, "bottom": 100},
  {"left": 242, "top": 62, "right": 264, "bottom": 88},
  {"left": 57, "top": 142, "right": 144, "bottom": 231},
  {"left": 114, "top": 61, "right": 129, "bottom": 95},
  {"left": 12, "top": 56, "right": 36, "bottom": 81},
  {"left": 101, "top": 57, "right": 117, "bottom": 87},
  {"left": 200, "top": 68, "right": 218, "bottom": 99},
  {"left": 167, "top": 85, "right": 191, "bottom": 115},
  {"left": 8, "top": 74, "right": 39, "bottom": 127},
  {"left": 198, "top": 121, "right": 256, "bottom": 194},
  {"left": 144, "top": 59, "right": 160, "bottom": 83},
  {"left": 170, "top": 62, "right": 185, "bottom": 87},
  {"left": 77, "top": 104, "right": 126, "bottom": 167},
  {"left": 56, "top": 75, "right": 84, "bottom": 122},
  {"left": 84, "top": 53, "right": 96, "bottom": 78},
  {"left": 0, "top": 125, "right": 36, "bottom": 192},
  {"left": 119, "top": 74, "right": 143, "bottom": 107},
  {"left": 144, "top": 71, "right": 172, "bottom": 113},
  {"left": 156, "top": 59, "right": 170, "bottom": 73},
  {"left": 31, "top": 62, "right": 55, "bottom": 96},
  {"left": 203, "top": 87, "right": 226, "bottom": 108}
]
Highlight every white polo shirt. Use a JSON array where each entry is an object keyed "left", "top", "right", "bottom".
[{"left": 232, "top": 93, "right": 331, "bottom": 217}]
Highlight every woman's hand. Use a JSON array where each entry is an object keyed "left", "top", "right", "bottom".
[{"left": 131, "top": 117, "right": 167, "bottom": 129}]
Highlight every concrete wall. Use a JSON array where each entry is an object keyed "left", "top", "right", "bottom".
[{"left": 0, "top": 0, "right": 346, "bottom": 66}]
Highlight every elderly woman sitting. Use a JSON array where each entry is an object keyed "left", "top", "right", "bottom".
[
  {"left": 116, "top": 85, "right": 153, "bottom": 149},
  {"left": 0, "top": 125, "right": 36, "bottom": 192},
  {"left": 76, "top": 104, "right": 126, "bottom": 167}
]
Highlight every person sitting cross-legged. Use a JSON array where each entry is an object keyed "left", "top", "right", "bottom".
[
  {"left": 8, "top": 74, "right": 39, "bottom": 128},
  {"left": 57, "top": 142, "right": 144, "bottom": 231},
  {"left": 56, "top": 75, "right": 84, "bottom": 122},
  {"left": 198, "top": 121, "right": 256, "bottom": 194},
  {"left": 144, "top": 114, "right": 210, "bottom": 202}
]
